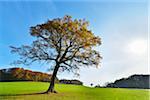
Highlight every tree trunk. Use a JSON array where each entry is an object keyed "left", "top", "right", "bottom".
[{"left": 45, "top": 65, "right": 59, "bottom": 93}]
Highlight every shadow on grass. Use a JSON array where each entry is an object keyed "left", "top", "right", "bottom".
[{"left": 0, "top": 92, "right": 57, "bottom": 97}]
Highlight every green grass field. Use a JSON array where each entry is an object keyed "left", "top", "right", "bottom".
[{"left": 0, "top": 82, "right": 149, "bottom": 100}]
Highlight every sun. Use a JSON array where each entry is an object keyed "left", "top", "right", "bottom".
[{"left": 126, "top": 39, "right": 147, "bottom": 55}]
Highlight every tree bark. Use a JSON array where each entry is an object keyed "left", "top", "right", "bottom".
[{"left": 45, "top": 64, "right": 59, "bottom": 93}]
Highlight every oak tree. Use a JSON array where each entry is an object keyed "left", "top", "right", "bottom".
[{"left": 10, "top": 15, "right": 102, "bottom": 93}]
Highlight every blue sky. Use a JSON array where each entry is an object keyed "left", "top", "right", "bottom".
[{"left": 0, "top": 0, "right": 148, "bottom": 86}]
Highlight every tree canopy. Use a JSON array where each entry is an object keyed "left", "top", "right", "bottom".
[{"left": 10, "top": 15, "right": 102, "bottom": 93}]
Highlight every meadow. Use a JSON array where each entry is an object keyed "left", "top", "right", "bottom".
[{"left": 0, "top": 82, "right": 149, "bottom": 100}]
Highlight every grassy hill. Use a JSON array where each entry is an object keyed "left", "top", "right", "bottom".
[{"left": 0, "top": 82, "right": 149, "bottom": 100}]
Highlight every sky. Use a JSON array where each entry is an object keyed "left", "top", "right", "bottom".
[{"left": 0, "top": 0, "right": 149, "bottom": 86}]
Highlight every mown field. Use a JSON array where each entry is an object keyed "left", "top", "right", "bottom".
[{"left": 0, "top": 82, "right": 149, "bottom": 100}]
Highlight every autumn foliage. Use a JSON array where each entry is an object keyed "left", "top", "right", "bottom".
[{"left": 0, "top": 68, "right": 58, "bottom": 82}]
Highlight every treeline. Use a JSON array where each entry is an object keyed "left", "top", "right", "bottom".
[
  {"left": 106, "top": 74, "right": 150, "bottom": 89},
  {"left": 59, "top": 79, "right": 83, "bottom": 85},
  {"left": 0, "top": 67, "right": 59, "bottom": 82},
  {"left": 0, "top": 68, "right": 83, "bottom": 85}
]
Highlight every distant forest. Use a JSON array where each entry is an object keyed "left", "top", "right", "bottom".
[
  {"left": 106, "top": 75, "right": 150, "bottom": 89},
  {"left": 0, "top": 68, "right": 83, "bottom": 85},
  {"left": 0, "top": 67, "right": 59, "bottom": 82}
]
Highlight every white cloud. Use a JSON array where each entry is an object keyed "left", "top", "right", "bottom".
[{"left": 124, "top": 38, "right": 148, "bottom": 55}]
